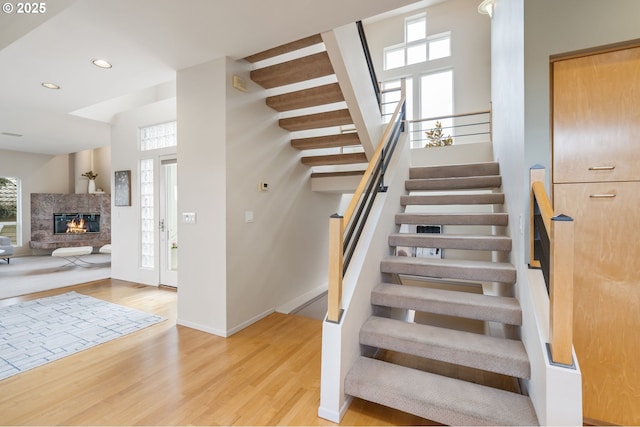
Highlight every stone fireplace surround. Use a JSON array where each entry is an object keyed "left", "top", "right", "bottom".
[{"left": 30, "top": 193, "right": 111, "bottom": 250}]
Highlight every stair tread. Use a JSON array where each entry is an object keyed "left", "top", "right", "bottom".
[
  {"left": 301, "top": 152, "right": 367, "bottom": 167},
  {"left": 244, "top": 34, "right": 323, "bottom": 63},
  {"left": 395, "top": 212, "right": 509, "bottom": 226},
  {"left": 372, "top": 282, "right": 522, "bottom": 325},
  {"left": 345, "top": 356, "right": 538, "bottom": 426},
  {"left": 401, "top": 193, "right": 505, "bottom": 206},
  {"left": 361, "top": 316, "right": 530, "bottom": 378},
  {"left": 406, "top": 175, "right": 502, "bottom": 191},
  {"left": 381, "top": 255, "right": 517, "bottom": 284},
  {"left": 389, "top": 233, "right": 512, "bottom": 251},
  {"left": 267, "top": 83, "right": 344, "bottom": 112},
  {"left": 410, "top": 162, "right": 500, "bottom": 179},
  {"left": 279, "top": 108, "right": 352, "bottom": 131},
  {"left": 250, "top": 51, "right": 334, "bottom": 89},
  {"left": 291, "top": 132, "right": 360, "bottom": 150}
]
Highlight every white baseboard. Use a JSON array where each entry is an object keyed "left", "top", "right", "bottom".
[
  {"left": 317, "top": 396, "right": 352, "bottom": 423},
  {"left": 276, "top": 284, "right": 327, "bottom": 314},
  {"left": 226, "top": 307, "right": 275, "bottom": 336},
  {"left": 176, "top": 318, "right": 228, "bottom": 337}
]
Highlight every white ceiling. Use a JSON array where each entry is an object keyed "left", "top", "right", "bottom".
[{"left": 0, "top": 0, "right": 428, "bottom": 156}]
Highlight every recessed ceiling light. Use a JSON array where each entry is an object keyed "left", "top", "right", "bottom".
[
  {"left": 92, "top": 59, "right": 112, "bottom": 69},
  {"left": 42, "top": 82, "right": 61, "bottom": 90}
]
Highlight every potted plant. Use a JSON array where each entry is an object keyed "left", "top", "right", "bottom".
[
  {"left": 425, "top": 121, "right": 453, "bottom": 147},
  {"left": 82, "top": 171, "right": 98, "bottom": 193}
]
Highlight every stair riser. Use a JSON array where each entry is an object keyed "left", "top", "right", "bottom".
[
  {"left": 410, "top": 162, "right": 500, "bottom": 179},
  {"left": 401, "top": 193, "right": 505, "bottom": 206},
  {"left": 389, "top": 234, "right": 512, "bottom": 251},
  {"left": 381, "top": 260, "right": 516, "bottom": 284},
  {"left": 405, "top": 176, "right": 502, "bottom": 191}
]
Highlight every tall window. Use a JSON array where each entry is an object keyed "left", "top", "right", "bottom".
[
  {"left": 140, "top": 159, "right": 154, "bottom": 269},
  {"left": 0, "top": 177, "right": 20, "bottom": 245},
  {"left": 138, "top": 121, "right": 177, "bottom": 269},
  {"left": 419, "top": 70, "right": 454, "bottom": 148},
  {"left": 383, "top": 14, "right": 451, "bottom": 71}
]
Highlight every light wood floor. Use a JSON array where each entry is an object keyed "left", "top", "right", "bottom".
[{"left": 0, "top": 279, "right": 437, "bottom": 426}]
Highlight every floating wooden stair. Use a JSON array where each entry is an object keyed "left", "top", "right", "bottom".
[
  {"left": 345, "top": 162, "right": 539, "bottom": 426},
  {"left": 245, "top": 34, "right": 368, "bottom": 179}
]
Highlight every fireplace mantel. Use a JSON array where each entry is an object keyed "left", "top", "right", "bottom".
[{"left": 30, "top": 193, "right": 111, "bottom": 250}]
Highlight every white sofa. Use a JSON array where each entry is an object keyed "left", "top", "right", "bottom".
[{"left": 0, "top": 236, "right": 14, "bottom": 263}]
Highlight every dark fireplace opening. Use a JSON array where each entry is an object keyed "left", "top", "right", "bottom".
[{"left": 53, "top": 213, "right": 101, "bottom": 234}]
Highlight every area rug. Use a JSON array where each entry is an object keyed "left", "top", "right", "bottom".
[{"left": 0, "top": 291, "right": 165, "bottom": 381}]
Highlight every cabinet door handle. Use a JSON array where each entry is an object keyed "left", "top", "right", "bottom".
[
  {"left": 588, "top": 166, "right": 615, "bottom": 171},
  {"left": 589, "top": 193, "right": 616, "bottom": 198}
]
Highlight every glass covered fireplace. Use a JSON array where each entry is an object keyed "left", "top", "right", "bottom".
[{"left": 53, "top": 213, "right": 101, "bottom": 234}]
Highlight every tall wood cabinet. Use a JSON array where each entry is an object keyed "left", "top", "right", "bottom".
[{"left": 552, "top": 45, "right": 640, "bottom": 425}]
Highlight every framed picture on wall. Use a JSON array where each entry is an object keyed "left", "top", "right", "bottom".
[{"left": 114, "top": 170, "right": 131, "bottom": 206}]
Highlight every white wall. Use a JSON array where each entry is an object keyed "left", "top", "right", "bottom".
[
  {"left": 0, "top": 149, "right": 71, "bottom": 255},
  {"left": 110, "top": 98, "right": 176, "bottom": 285},
  {"left": 364, "top": 0, "right": 491, "bottom": 117},
  {"left": 224, "top": 58, "right": 342, "bottom": 333}
]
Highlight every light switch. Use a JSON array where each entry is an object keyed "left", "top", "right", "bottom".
[
  {"left": 245, "top": 211, "right": 254, "bottom": 223},
  {"left": 182, "top": 212, "right": 197, "bottom": 224}
]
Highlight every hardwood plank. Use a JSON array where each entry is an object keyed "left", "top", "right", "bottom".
[
  {"left": 0, "top": 279, "right": 436, "bottom": 426},
  {"left": 267, "top": 83, "right": 344, "bottom": 112},
  {"left": 292, "top": 132, "right": 360, "bottom": 150},
  {"left": 244, "top": 34, "right": 323, "bottom": 63},
  {"left": 279, "top": 109, "right": 352, "bottom": 132},
  {"left": 301, "top": 152, "right": 368, "bottom": 167},
  {"left": 250, "top": 51, "right": 334, "bottom": 89}
]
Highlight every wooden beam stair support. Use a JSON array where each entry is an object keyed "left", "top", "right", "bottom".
[
  {"left": 266, "top": 83, "right": 345, "bottom": 112},
  {"left": 279, "top": 108, "right": 353, "bottom": 132},
  {"left": 311, "top": 170, "right": 365, "bottom": 179},
  {"left": 291, "top": 132, "right": 360, "bottom": 150},
  {"left": 301, "top": 152, "right": 367, "bottom": 167},
  {"left": 250, "top": 51, "right": 334, "bottom": 89},
  {"left": 243, "top": 34, "right": 323, "bottom": 63}
]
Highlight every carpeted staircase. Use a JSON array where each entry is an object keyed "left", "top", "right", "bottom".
[{"left": 345, "top": 161, "right": 539, "bottom": 426}]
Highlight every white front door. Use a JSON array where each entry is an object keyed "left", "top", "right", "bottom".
[{"left": 159, "top": 159, "right": 178, "bottom": 287}]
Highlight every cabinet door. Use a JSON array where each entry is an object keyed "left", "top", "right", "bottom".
[
  {"left": 554, "top": 182, "right": 640, "bottom": 425},
  {"left": 553, "top": 46, "right": 640, "bottom": 183}
]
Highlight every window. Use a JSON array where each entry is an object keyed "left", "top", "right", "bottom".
[
  {"left": 383, "top": 14, "right": 450, "bottom": 71},
  {"left": 381, "top": 79, "right": 414, "bottom": 123},
  {"left": 0, "top": 177, "right": 20, "bottom": 245},
  {"left": 140, "top": 121, "right": 177, "bottom": 151},
  {"left": 140, "top": 159, "right": 154, "bottom": 268},
  {"left": 417, "top": 70, "right": 454, "bottom": 149}
]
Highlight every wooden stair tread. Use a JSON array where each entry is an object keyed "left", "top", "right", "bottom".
[
  {"left": 405, "top": 175, "right": 502, "bottom": 191},
  {"left": 361, "top": 316, "right": 530, "bottom": 379},
  {"left": 244, "top": 34, "right": 323, "bottom": 63},
  {"left": 345, "top": 357, "right": 538, "bottom": 426},
  {"left": 250, "top": 51, "right": 334, "bottom": 89},
  {"left": 267, "top": 83, "right": 344, "bottom": 112},
  {"left": 301, "top": 152, "right": 367, "bottom": 167},
  {"left": 310, "top": 170, "right": 365, "bottom": 179},
  {"left": 395, "top": 212, "right": 509, "bottom": 226},
  {"left": 291, "top": 133, "right": 360, "bottom": 150},
  {"left": 372, "top": 282, "right": 522, "bottom": 325},
  {"left": 279, "top": 109, "right": 353, "bottom": 131},
  {"left": 381, "top": 255, "right": 517, "bottom": 284},
  {"left": 389, "top": 233, "right": 512, "bottom": 251}
]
